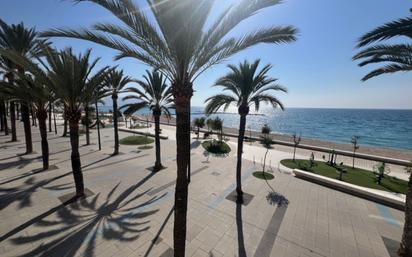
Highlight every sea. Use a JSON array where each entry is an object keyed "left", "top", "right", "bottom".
[{"left": 99, "top": 105, "right": 412, "bottom": 151}]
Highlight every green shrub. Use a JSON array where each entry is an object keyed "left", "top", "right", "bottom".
[
  {"left": 202, "top": 140, "right": 231, "bottom": 154},
  {"left": 119, "top": 135, "right": 154, "bottom": 145}
]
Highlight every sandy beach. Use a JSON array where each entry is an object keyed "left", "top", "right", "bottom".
[{"left": 112, "top": 113, "right": 410, "bottom": 182}]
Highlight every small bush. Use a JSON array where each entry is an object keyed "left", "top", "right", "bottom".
[
  {"left": 119, "top": 136, "right": 154, "bottom": 145},
  {"left": 202, "top": 140, "right": 231, "bottom": 154}
]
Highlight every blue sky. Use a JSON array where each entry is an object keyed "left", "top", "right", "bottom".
[{"left": 1, "top": 0, "right": 411, "bottom": 109}]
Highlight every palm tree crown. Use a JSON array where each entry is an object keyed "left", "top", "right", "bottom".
[
  {"left": 104, "top": 68, "right": 133, "bottom": 96},
  {"left": 353, "top": 12, "right": 412, "bottom": 81},
  {"left": 41, "top": 0, "right": 297, "bottom": 85},
  {"left": 0, "top": 19, "right": 47, "bottom": 71},
  {"left": 121, "top": 70, "right": 173, "bottom": 116},
  {"left": 205, "top": 59, "right": 286, "bottom": 115}
]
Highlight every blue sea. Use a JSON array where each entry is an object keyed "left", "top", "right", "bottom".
[{"left": 100, "top": 105, "right": 412, "bottom": 151}]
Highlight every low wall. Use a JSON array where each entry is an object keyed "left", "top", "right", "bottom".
[{"left": 119, "top": 128, "right": 168, "bottom": 140}]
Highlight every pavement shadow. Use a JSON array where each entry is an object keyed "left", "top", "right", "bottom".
[
  {"left": 0, "top": 175, "right": 71, "bottom": 211},
  {"left": 4, "top": 172, "right": 165, "bottom": 257},
  {"left": 143, "top": 206, "right": 174, "bottom": 257},
  {"left": 190, "top": 141, "right": 201, "bottom": 149},
  {"left": 0, "top": 155, "right": 41, "bottom": 170}
]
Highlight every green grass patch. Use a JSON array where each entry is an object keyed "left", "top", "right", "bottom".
[
  {"left": 119, "top": 136, "right": 154, "bottom": 145},
  {"left": 138, "top": 145, "right": 154, "bottom": 150},
  {"left": 202, "top": 140, "right": 231, "bottom": 154},
  {"left": 253, "top": 171, "right": 275, "bottom": 180},
  {"left": 281, "top": 159, "right": 408, "bottom": 194}
]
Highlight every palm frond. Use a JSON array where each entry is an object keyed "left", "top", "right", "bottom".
[
  {"left": 119, "top": 102, "right": 148, "bottom": 116},
  {"left": 204, "top": 94, "right": 237, "bottom": 115},
  {"left": 193, "top": 26, "right": 297, "bottom": 78},
  {"left": 361, "top": 64, "right": 412, "bottom": 81},
  {"left": 357, "top": 16, "right": 412, "bottom": 47},
  {"left": 250, "top": 94, "right": 284, "bottom": 111}
]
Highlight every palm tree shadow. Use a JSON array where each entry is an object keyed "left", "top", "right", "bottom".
[
  {"left": 0, "top": 155, "right": 41, "bottom": 170},
  {"left": 266, "top": 191, "right": 289, "bottom": 207},
  {"left": 143, "top": 206, "right": 174, "bottom": 257},
  {"left": 0, "top": 176, "right": 71, "bottom": 211},
  {"left": 7, "top": 172, "right": 165, "bottom": 257},
  {"left": 190, "top": 141, "right": 201, "bottom": 149},
  {"left": 236, "top": 203, "right": 247, "bottom": 257}
]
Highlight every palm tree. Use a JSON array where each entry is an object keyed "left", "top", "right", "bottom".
[
  {"left": 0, "top": 19, "right": 47, "bottom": 151},
  {"left": 103, "top": 69, "right": 133, "bottom": 155},
  {"left": 121, "top": 70, "right": 173, "bottom": 171},
  {"left": 205, "top": 60, "right": 286, "bottom": 203},
  {"left": 42, "top": 1, "right": 297, "bottom": 254},
  {"left": 193, "top": 117, "right": 205, "bottom": 140},
  {"left": 210, "top": 116, "right": 223, "bottom": 142},
  {"left": 354, "top": 10, "right": 412, "bottom": 257},
  {"left": 82, "top": 83, "right": 107, "bottom": 146},
  {"left": 0, "top": 72, "right": 54, "bottom": 170}
]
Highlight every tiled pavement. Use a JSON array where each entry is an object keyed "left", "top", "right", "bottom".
[{"left": 0, "top": 122, "right": 404, "bottom": 257}]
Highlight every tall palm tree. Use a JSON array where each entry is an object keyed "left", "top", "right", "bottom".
[
  {"left": 354, "top": 10, "right": 412, "bottom": 257},
  {"left": 121, "top": 70, "right": 173, "bottom": 171},
  {"left": 0, "top": 19, "right": 48, "bottom": 151},
  {"left": 0, "top": 72, "right": 54, "bottom": 170},
  {"left": 103, "top": 69, "right": 133, "bottom": 155},
  {"left": 42, "top": 1, "right": 297, "bottom": 254},
  {"left": 205, "top": 60, "right": 286, "bottom": 203}
]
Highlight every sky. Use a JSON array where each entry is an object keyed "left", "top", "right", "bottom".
[{"left": 1, "top": 0, "right": 411, "bottom": 110}]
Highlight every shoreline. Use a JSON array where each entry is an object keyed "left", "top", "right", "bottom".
[{"left": 130, "top": 113, "right": 412, "bottom": 161}]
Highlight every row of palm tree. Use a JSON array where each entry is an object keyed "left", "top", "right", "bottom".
[
  {"left": 18, "top": 0, "right": 297, "bottom": 256},
  {"left": 0, "top": 23, "right": 174, "bottom": 200}
]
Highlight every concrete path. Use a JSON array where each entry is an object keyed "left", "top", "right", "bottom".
[{"left": 0, "top": 120, "right": 404, "bottom": 257}]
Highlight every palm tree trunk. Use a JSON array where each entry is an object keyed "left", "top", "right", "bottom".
[
  {"left": 48, "top": 103, "right": 52, "bottom": 132},
  {"left": 53, "top": 106, "right": 57, "bottom": 135},
  {"left": 10, "top": 101, "right": 17, "bottom": 142},
  {"left": 62, "top": 105, "right": 68, "bottom": 137},
  {"left": 16, "top": 102, "right": 19, "bottom": 120},
  {"left": 95, "top": 101, "right": 101, "bottom": 151},
  {"left": 68, "top": 110, "right": 84, "bottom": 197},
  {"left": 236, "top": 113, "right": 247, "bottom": 203},
  {"left": 153, "top": 109, "right": 162, "bottom": 171},
  {"left": 399, "top": 172, "right": 412, "bottom": 256},
  {"left": 21, "top": 102, "right": 32, "bottom": 154},
  {"left": 37, "top": 109, "right": 49, "bottom": 170},
  {"left": 2, "top": 101, "right": 8, "bottom": 136},
  {"left": 85, "top": 105, "right": 90, "bottom": 145},
  {"left": 173, "top": 86, "right": 192, "bottom": 257},
  {"left": 31, "top": 107, "right": 36, "bottom": 126},
  {"left": 0, "top": 100, "right": 4, "bottom": 132},
  {"left": 112, "top": 94, "right": 119, "bottom": 155}
]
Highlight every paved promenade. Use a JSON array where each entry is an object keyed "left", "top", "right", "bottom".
[{"left": 0, "top": 122, "right": 404, "bottom": 257}]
